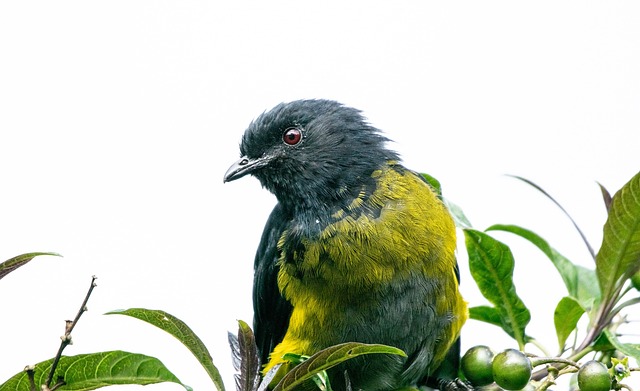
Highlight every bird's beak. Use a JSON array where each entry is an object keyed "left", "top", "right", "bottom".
[{"left": 223, "top": 155, "right": 270, "bottom": 183}]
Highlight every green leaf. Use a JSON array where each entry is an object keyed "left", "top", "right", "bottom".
[
  {"left": 420, "top": 172, "right": 471, "bottom": 228},
  {"left": 596, "top": 171, "right": 640, "bottom": 304},
  {"left": 597, "top": 181, "right": 613, "bottom": 212},
  {"left": 273, "top": 342, "right": 406, "bottom": 391},
  {"left": 464, "top": 229, "right": 531, "bottom": 349},
  {"left": 0, "top": 252, "right": 61, "bottom": 281},
  {"left": 228, "top": 320, "right": 260, "bottom": 391},
  {"left": 486, "top": 224, "right": 599, "bottom": 309},
  {"left": 592, "top": 332, "right": 615, "bottom": 352},
  {"left": 553, "top": 296, "right": 585, "bottom": 351},
  {"left": 604, "top": 330, "right": 640, "bottom": 362},
  {"left": 0, "top": 351, "right": 188, "bottom": 391},
  {"left": 420, "top": 173, "right": 442, "bottom": 198},
  {"left": 443, "top": 198, "right": 472, "bottom": 229},
  {"left": 468, "top": 305, "right": 503, "bottom": 328},
  {"left": 508, "top": 175, "right": 595, "bottom": 258},
  {"left": 106, "top": 308, "right": 225, "bottom": 391}
]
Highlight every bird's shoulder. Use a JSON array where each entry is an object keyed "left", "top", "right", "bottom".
[
  {"left": 277, "top": 162, "right": 457, "bottom": 292},
  {"left": 326, "top": 162, "right": 450, "bottom": 233}
]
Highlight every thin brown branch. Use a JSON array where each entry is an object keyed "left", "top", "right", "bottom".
[
  {"left": 24, "top": 365, "right": 37, "bottom": 391},
  {"left": 50, "top": 378, "right": 67, "bottom": 391},
  {"left": 45, "top": 276, "right": 98, "bottom": 388}
]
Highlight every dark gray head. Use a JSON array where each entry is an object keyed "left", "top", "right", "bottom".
[{"left": 224, "top": 99, "right": 399, "bottom": 212}]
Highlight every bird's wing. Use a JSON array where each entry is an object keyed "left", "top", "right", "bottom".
[
  {"left": 410, "top": 168, "right": 464, "bottom": 383},
  {"left": 253, "top": 203, "right": 293, "bottom": 366}
]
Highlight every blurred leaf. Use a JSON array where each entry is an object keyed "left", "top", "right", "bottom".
[
  {"left": 596, "top": 171, "right": 640, "bottom": 304},
  {"left": 486, "top": 224, "right": 599, "bottom": 309},
  {"left": 257, "top": 364, "right": 281, "bottom": 391},
  {"left": 106, "top": 308, "right": 224, "bottom": 391},
  {"left": 421, "top": 172, "right": 470, "bottom": 227},
  {"left": 553, "top": 296, "right": 585, "bottom": 351},
  {"left": 604, "top": 330, "right": 640, "bottom": 362},
  {"left": 444, "top": 198, "right": 472, "bottom": 229},
  {"left": 229, "top": 320, "right": 260, "bottom": 391},
  {"left": 464, "top": 229, "right": 531, "bottom": 349},
  {"left": 420, "top": 173, "right": 442, "bottom": 198},
  {"left": 597, "top": 182, "right": 613, "bottom": 212},
  {"left": 0, "top": 252, "right": 60, "bottom": 281},
  {"left": 273, "top": 343, "right": 406, "bottom": 391},
  {"left": 0, "top": 351, "right": 188, "bottom": 391},
  {"left": 508, "top": 175, "right": 595, "bottom": 259}
]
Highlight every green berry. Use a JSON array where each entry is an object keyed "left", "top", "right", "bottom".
[
  {"left": 578, "top": 360, "right": 611, "bottom": 391},
  {"left": 492, "top": 349, "right": 532, "bottom": 390},
  {"left": 461, "top": 345, "right": 494, "bottom": 386}
]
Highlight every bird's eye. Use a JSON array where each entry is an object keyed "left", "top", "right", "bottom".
[{"left": 283, "top": 127, "right": 302, "bottom": 145}]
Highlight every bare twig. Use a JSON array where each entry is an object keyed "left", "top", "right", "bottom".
[
  {"left": 45, "top": 275, "right": 98, "bottom": 388},
  {"left": 24, "top": 365, "right": 37, "bottom": 391},
  {"left": 618, "top": 383, "right": 633, "bottom": 391},
  {"left": 50, "top": 378, "right": 67, "bottom": 391}
]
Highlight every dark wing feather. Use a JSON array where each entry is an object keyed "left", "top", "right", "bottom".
[{"left": 253, "top": 203, "right": 293, "bottom": 366}]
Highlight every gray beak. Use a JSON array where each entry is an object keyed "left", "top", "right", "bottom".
[{"left": 223, "top": 155, "right": 270, "bottom": 183}]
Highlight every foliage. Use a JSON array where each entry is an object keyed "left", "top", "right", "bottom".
[
  {"left": 105, "top": 308, "right": 225, "bottom": 391},
  {"left": 0, "top": 352, "right": 186, "bottom": 391},
  {"left": 0, "top": 252, "right": 60, "bottom": 280},
  {"left": 2, "top": 171, "right": 639, "bottom": 391},
  {"left": 0, "top": 272, "right": 188, "bottom": 391},
  {"left": 461, "top": 171, "right": 640, "bottom": 390}
]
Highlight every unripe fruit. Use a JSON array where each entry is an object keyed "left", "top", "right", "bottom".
[
  {"left": 577, "top": 360, "right": 611, "bottom": 391},
  {"left": 461, "top": 345, "right": 494, "bottom": 386},
  {"left": 492, "top": 349, "right": 532, "bottom": 390}
]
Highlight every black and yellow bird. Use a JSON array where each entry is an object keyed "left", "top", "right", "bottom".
[{"left": 224, "top": 99, "right": 467, "bottom": 390}]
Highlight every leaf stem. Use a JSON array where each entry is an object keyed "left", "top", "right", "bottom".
[
  {"left": 604, "top": 297, "right": 640, "bottom": 326},
  {"left": 530, "top": 347, "right": 593, "bottom": 381},
  {"left": 567, "top": 346, "right": 594, "bottom": 363},
  {"left": 535, "top": 365, "right": 579, "bottom": 391},
  {"left": 575, "top": 281, "right": 624, "bottom": 354},
  {"left": 528, "top": 356, "right": 581, "bottom": 369}
]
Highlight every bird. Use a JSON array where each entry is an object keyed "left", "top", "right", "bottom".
[{"left": 224, "top": 99, "right": 468, "bottom": 391}]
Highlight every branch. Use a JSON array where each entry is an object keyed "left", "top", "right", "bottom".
[
  {"left": 25, "top": 365, "right": 36, "bottom": 391},
  {"left": 45, "top": 275, "right": 98, "bottom": 388}
]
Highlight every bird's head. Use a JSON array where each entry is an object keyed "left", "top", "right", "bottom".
[{"left": 224, "top": 99, "right": 398, "bottom": 212}]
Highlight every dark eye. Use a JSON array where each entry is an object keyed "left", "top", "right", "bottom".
[{"left": 283, "top": 127, "right": 302, "bottom": 145}]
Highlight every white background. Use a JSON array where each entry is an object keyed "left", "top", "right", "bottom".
[{"left": 1, "top": 2, "right": 638, "bottom": 390}]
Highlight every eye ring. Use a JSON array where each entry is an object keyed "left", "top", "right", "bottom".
[{"left": 283, "top": 127, "right": 302, "bottom": 145}]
